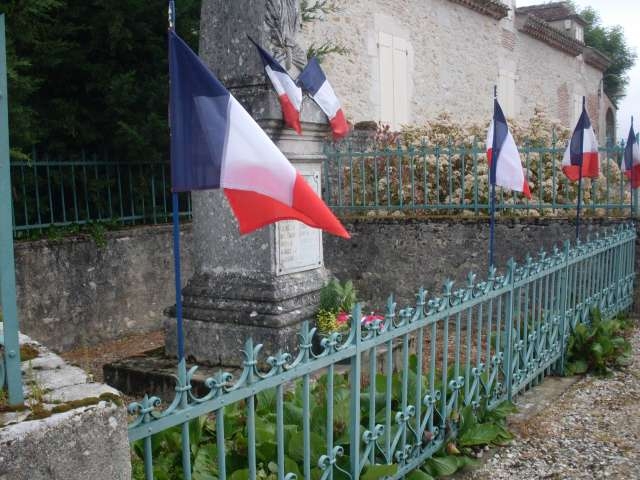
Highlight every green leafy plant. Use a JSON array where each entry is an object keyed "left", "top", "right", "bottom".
[
  {"left": 316, "top": 278, "right": 357, "bottom": 334},
  {"left": 565, "top": 309, "right": 632, "bottom": 376},
  {"left": 319, "top": 278, "right": 356, "bottom": 315},
  {"left": 132, "top": 357, "right": 517, "bottom": 480}
]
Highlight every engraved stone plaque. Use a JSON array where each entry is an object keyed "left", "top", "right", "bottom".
[{"left": 275, "top": 163, "right": 323, "bottom": 275}]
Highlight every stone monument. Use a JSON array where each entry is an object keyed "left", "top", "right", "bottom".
[{"left": 165, "top": 0, "right": 335, "bottom": 366}]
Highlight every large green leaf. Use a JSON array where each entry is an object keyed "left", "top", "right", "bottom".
[
  {"left": 423, "top": 455, "right": 461, "bottom": 477},
  {"left": 360, "top": 464, "right": 398, "bottom": 479},
  {"left": 408, "top": 469, "right": 435, "bottom": 480},
  {"left": 458, "top": 423, "right": 501, "bottom": 447},
  {"left": 192, "top": 446, "right": 217, "bottom": 480},
  {"left": 228, "top": 469, "right": 250, "bottom": 480}
]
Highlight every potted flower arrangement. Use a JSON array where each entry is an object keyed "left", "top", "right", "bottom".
[{"left": 313, "top": 279, "right": 385, "bottom": 355}]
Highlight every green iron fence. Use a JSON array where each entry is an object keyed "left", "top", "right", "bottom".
[
  {"left": 323, "top": 135, "right": 637, "bottom": 216},
  {"left": 0, "top": 13, "right": 24, "bottom": 405},
  {"left": 10, "top": 151, "right": 192, "bottom": 238},
  {"left": 128, "top": 224, "right": 636, "bottom": 480}
]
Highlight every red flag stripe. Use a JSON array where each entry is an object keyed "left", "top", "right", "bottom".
[{"left": 224, "top": 173, "right": 349, "bottom": 239}]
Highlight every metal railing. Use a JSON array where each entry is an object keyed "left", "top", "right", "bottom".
[
  {"left": 323, "top": 136, "right": 636, "bottom": 216},
  {"left": 128, "top": 224, "right": 636, "bottom": 480},
  {"left": 10, "top": 151, "right": 192, "bottom": 238},
  {"left": 1, "top": 13, "right": 24, "bottom": 405}
]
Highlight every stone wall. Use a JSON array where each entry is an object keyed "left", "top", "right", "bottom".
[
  {"left": 13, "top": 217, "right": 637, "bottom": 352},
  {"left": 14, "top": 225, "right": 194, "bottom": 352},
  {"left": 323, "top": 217, "right": 637, "bottom": 309},
  {"left": 299, "top": 0, "right": 606, "bottom": 141}
]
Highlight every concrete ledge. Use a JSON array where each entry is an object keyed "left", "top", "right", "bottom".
[
  {"left": 0, "top": 327, "right": 131, "bottom": 480},
  {"left": 0, "top": 401, "right": 130, "bottom": 480}
]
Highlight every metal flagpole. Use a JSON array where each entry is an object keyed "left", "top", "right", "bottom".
[
  {"left": 488, "top": 85, "right": 498, "bottom": 268},
  {"left": 575, "top": 96, "right": 585, "bottom": 240},
  {"left": 168, "top": 2, "right": 192, "bottom": 479}
]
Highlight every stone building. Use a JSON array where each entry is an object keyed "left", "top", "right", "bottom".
[{"left": 300, "top": 0, "right": 615, "bottom": 143}]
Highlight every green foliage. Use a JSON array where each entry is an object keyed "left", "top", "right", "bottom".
[
  {"left": 318, "top": 278, "right": 356, "bottom": 314},
  {"left": 300, "top": 0, "right": 349, "bottom": 63},
  {"left": 2, "top": 0, "right": 201, "bottom": 159},
  {"left": 315, "top": 308, "right": 341, "bottom": 335},
  {"left": 579, "top": 6, "right": 637, "bottom": 104},
  {"left": 565, "top": 309, "right": 632, "bottom": 376},
  {"left": 316, "top": 278, "right": 357, "bottom": 334},
  {"left": 132, "top": 360, "right": 516, "bottom": 479}
]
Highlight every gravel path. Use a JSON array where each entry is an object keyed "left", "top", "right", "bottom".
[{"left": 462, "top": 327, "right": 640, "bottom": 480}]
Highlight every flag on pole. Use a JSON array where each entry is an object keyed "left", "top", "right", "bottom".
[
  {"left": 562, "top": 107, "right": 599, "bottom": 181},
  {"left": 169, "top": 31, "right": 349, "bottom": 239},
  {"left": 486, "top": 99, "right": 531, "bottom": 198},
  {"left": 297, "top": 57, "right": 349, "bottom": 140},
  {"left": 622, "top": 124, "right": 640, "bottom": 188},
  {"left": 248, "top": 37, "right": 302, "bottom": 134}
]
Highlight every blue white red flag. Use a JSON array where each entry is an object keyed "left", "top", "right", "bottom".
[
  {"left": 622, "top": 124, "right": 640, "bottom": 188},
  {"left": 562, "top": 107, "right": 599, "bottom": 181},
  {"left": 169, "top": 31, "right": 349, "bottom": 238},
  {"left": 248, "top": 37, "right": 302, "bottom": 134},
  {"left": 297, "top": 57, "right": 349, "bottom": 139},
  {"left": 486, "top": 99, "right": 531, "bottom": 198}
]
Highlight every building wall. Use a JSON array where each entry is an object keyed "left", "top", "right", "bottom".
[
  {"left": 301, "top": 0, "right": 502, "bottom": 129},
  {"left": 301, "top": 0, "right": 606, "bottom": 139},
  {"left": 514, "top": 36, "right": 603, "bottom": 136}
]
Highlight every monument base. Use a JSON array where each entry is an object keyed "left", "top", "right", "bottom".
[{"left": 164, "top": 268, "right": 327, "bottom": 366}]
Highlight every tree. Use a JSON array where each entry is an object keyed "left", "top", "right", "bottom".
[
  {"left": 580, "top": 6, "right": 636, "bottom": 106},
  {"left": 2, "top": 0, "right": 201, "bottom": 159}
]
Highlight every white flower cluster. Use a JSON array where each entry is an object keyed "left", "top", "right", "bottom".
[{"left": 336, "top": 109, "right": 631, "bottom": 216}]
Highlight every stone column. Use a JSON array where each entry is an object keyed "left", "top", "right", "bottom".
[{"left": 165, "top": 0, "right": 333, "bottom": 366}]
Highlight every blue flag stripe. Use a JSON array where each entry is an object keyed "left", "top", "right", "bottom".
[
  {"left": 169, "top": 31, "right": 228, "bottom": 192},
  {"left": 247, "top": 36, "right": 287, "bottom": 74},
  {"left": 297, "top": 57, "right": 326, "bottom": 95},
  {"left": 569, "top": 109, "right": 591, "bottom": 166},
  {"left": 490, "top": 99, "right": 509, "bottom": 184},
  {"left": 625, "top": 126, "right": 636, "bottom": 170}
]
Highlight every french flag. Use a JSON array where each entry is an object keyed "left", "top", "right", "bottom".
[
  {"left": 169, "top": 31, "right": 349, "bottom": 239},
  {"left": 248, "top": 37, "right": 302, "bottom": 134},
  {"left": 622, "top": 123, "right": 640, "bottom": 188},
  {"left": 486, "top": 99, "right": 531, "bottom": 198},
  {"left": 297, "top": 57, "right": 349, "bottom": 140},
  {"left": 562, "top": 105, "right": 599, "bottom": 181}
]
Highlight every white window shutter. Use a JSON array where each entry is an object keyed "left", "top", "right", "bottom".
[
  {"left": 392, "top": 36, "right": 408, "bottom": 127},
  {"left": 378, "top": 32, "right": 395, "bottom": 126}
]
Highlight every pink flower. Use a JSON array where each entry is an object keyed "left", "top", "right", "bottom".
[
  {"left": 336, "top": 311, "right": 350, "bottom": 324},
  {"left": 362, "top": 313, "right": 384, "bottom": 325}
]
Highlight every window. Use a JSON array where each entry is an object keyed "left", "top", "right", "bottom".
[
  {"left": 378, "top": 32, "right": 408, "bottom": 129},
  {"left": 498, "top": 70, "right": 516, "bottom": 117},
  {"left": 575, "top": 25, "right": 584, "bottom": 42}
]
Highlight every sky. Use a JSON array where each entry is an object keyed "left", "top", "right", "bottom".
[{"left": 519, "top": 0, "right": 639, "bottom": 142}]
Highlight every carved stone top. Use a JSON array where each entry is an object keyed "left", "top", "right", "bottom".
[{"left": 266, "top": 0, "right": 307, "bottom": 72}]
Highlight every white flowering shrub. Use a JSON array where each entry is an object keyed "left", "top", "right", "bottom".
[{"left": 329, "top": 108, "right": 629, "bottom": 216}]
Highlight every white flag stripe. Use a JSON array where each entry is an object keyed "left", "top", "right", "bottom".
[
  {"left": 496, "top": 132, "right": 526, "bottom": 192},
  {"left": 486, "top": 119, "right": 526, "bottom": 193},
  {"left": 561, "top": 127, "right": 598, "bottom": 167},
  {"left": 314, "top": 80, "right": 341, "bottom": 119},
  {"left": 264, "top": 66, "right": 303, "bottom": 110},
  {"left": 221, "top": 97, "right": 297, "bottom": 206}
]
